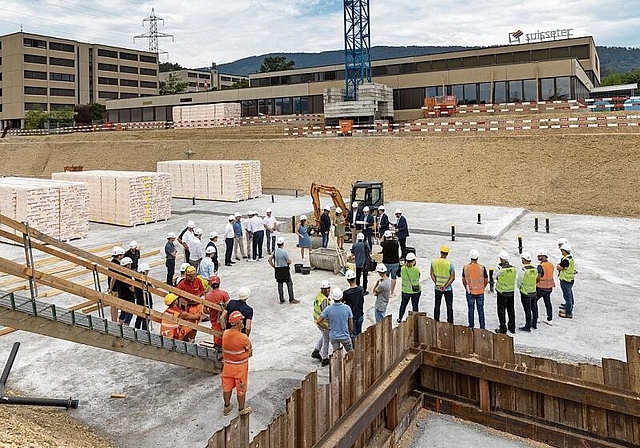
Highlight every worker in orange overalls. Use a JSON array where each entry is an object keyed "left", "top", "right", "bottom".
[
  {"left": 204, "top": 275, "right": 230, "bottom": 349},
  {"left": 177, "top": 266, "right": 206, "bottom": 341},
  {"left": 160, "top": 293, "right": 202, "bottom": 341},
  {"left": 222, "top": 310, "right": 252, "bottom": 417}
]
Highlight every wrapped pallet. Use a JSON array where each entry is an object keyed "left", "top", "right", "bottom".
[
  {"left": 0, "top": 177, "right": 89, "bottom": 240},
  {"left": 52, "top": 170, "right": 171, "bottom": 227},
  {"left": 157, "top": 160, "right": 262, "bottom": 202}
]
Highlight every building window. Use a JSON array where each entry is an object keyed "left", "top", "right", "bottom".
[
  {"left": 119, "top": 52, "right": 138, "bottom": 61},
  {"left": 24, "top": 70, "right": 47, "bottom": 80},
  {"left": 50, "top": 72, "right": 75, "bottom": 82},
  {"left": 463, "top": 84, "right": 478, "bottom": 104},
  {"left": 199, "top": 73, "right": 209, "bottom": 79},
  {"left": 98, "top": 77, "right": 118, "bottom": 85},
  {"left": 425, "top": 86, "right": 444, "bottom": 98},
  {"left": 451, "top": 85, "right": 464, "bottom": 104},
  {"left": 24, "top": 86, "right": 47, "bottom": 95},
  {"left": 494, "top": 82, "right": 507, "bottom": 103},
  {"left": 293, "top": 97, "right": 309, "bottom": 114},
  {"left": 540, "top": 78, "right": 555, "bottom": 100},
  {"left": 187, "top": 72, "right": 197, "bottom": 78},
  {"left": 242, "top": 100, "right": 257, "bottom": 117},
  {"left": 49, "top": 57, "right": 74, "bottom": 67},
  {"left": 50, "top": 103, "right": 74, "bottom": 110},
  {"left": 99, "top": 91, "right": 118, "bottom": 99},
  {"left": 221, "top": 76, "right": 231, "bottom": 82},
  {"left": 139, "top": 55, "right": 157, "bottom": 63},
  {"left": 98, "top": 49, "right": 118, "bottom": 58},
  {"left": 143, "top": 107, "right": 154, "bottom": 121},
  {"left": 50, "top": 88, "right": 75, "bottom": 97},
  {"left": 140, "top": 81, "right": 157, "bottom": 89},
  {"left": 555, "top": 77, "right": 571, "bottom": 99},
  {"left": 140, "top": 68, "right": 157, "bottom": 76},
  {"left": 394, "top": 88, "right": 424, "bottom": 109},
  {"left": 98, "top": 63, "right": 118, "bottom": 72},
  {"left": 120, "top": 79, "right": 139, "bottom": 87},
  {"left": 508, "top": 80, "right": 523, "bottom": 102},
  {"left": 478, "top": 83, "right": 491, "bottom": 104},
  {"left": 523, "top": 79, "right": 537, "bottom": 101},
  {"left": 25, "top": 102, "right": 48, "bottom": 110},
  {"left": 120, "top": 92, "right": 138, "bottom": 99},
  {"left": 532, "top": 49, "right": 549, "bottom": 61},
  {"left": 49, "top": 42, "right": 75, "bottom": 53},
  {"left": 155, "top": 106, "right": 167, "bottom": 121},
  {"left": 24, "top": 38, "right": 47, "bottom": 49},
  {"left": 120, "top": 65, "right": 138, "bottom": 74},
  {"left": 570, "top": 45, "right": 590, "bottom": 59},
  {"left": 179, "top": 98, "right": 192, "bottom": 103},
  {"left": 24, "top": 54, "right": 47, "bottom": 64}
]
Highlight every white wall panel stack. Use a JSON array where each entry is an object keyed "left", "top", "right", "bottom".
[
  {"left": 52, "top": 171, "right": 171, "bottom": 227},
  {"left": 172, "top": 103, "right": 242, "bottom": 127},
  {"left": 0, "top": 177, "right": 89, "bottom": 240},
  {"left": 157, "top": 160, "right": 262, "bottom": 202}
]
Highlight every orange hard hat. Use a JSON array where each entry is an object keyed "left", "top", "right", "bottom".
[
  {"left": 209, "top": 275, "right": 221, "bottom": 286},
  {"left": 229, "top": 310, "right": 244, "bottom": 325}
]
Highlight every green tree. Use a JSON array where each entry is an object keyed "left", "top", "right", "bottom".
[
  {"left": 159, "top": 73, "right": 188, "bottom": 95},
  {"left": 48, "top": 108, "right": 74, "bottom": 126},
  {"left": 89, "top": 103, "right": 106, "bottom": 122},
  {"left": 259, "top": 56, "right": 295, "bottom": 73},
  {"left": 229, "top": 79, "right": 249, "bottom": 89},
  {"left": 601, "top": 68, "right": 640, "bottom": 89},
  {"left": 24, "top": 105, "right": 48, "bottom": 130},
  {"left": 160, "top": 62, "right": 186, "bottom": 72}
]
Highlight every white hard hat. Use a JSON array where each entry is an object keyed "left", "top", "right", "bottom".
[
  {"left": 394, "top": 208, "right": 402, "bottom": 215},
  {"left": 557, "top": 238, "right": 568, "bottom": 246},
  {"left": 356, "top": 232, "right": 364, "bottom": 240},
  {"left": 560, "top": 243, "right": 572, "bottom": 253},
  {"left": 498, "top": 250, "right": 510, "bottom": 261},
  {"left": 537, "top": 249, "right": 548, "bottom": 257},
  {"left": 330, "top": 287, "right": 343, "bottom": 300},
  {"left": 276, "top": 236, "right": 285, "bottom": 245},
  {"left": 352, "top": 202, "right": 358, "bottom": 208},
  {"left": 320, "top": 280, "right": 332, "bottom": 289},
  {"left": 378, "top": 205, "right": 385, "bottom": 210},
  {"left": 194, "top": 228, "right": 203, "bottom": 235},
  {"left": 375, "top": 263, "right": 387, "bottom": 273},
  {"left": 205, "top": 246, "right": 216, "bottom": 255},
  {"left": 266, "top": 208, "right": 272, "bottom": 213},
  {"left": 299, "top": 214, "right": 308, "bottom": 221},
  {"left": 137, "top": 262, "right": 150, "bottom": 273},
  {"left": 323, "top": 205, "right": 331, "bottom": 211},
  {"left": 335, "top": 207, "right": 342, "bottom": 213},
  {"left": 167, "top": 232, "right": 176, "bottom": 239},
  {"left": 363, "top": 206, "right": 370, "bottom": 212},
  {"left": 521, "top": 252, "right": 532, "bottom": 262},
  {"left": 210, "top": 231, "right": 219, "bottom": 239},
  {"left": 187, "top": 220, "right": 195, "bottom": 228},
  {"left": 228, "top": 214, "right": 235, "bottom": 221},
  {"left": 345, "top": 270, "right": 356, "bottom": 280},
  {"left": 111, "top": 246, "right": 125, "bottom": 256},
  {"left": 384, "top": 230, "right": 393, "bottom": 238},
  {"left": 238, "top": 286, "right": 251, "bottom": 300},
  {"left": 120, "top": 257, "right": 133, "bottom": 266},
  {"left": 469, "top": 249, "right": 480, "bottom": 260},
  {"left": 234, "top": 212, "right": 242, "bottom": 218},
  {"left": 247, "top": 210, "right": 253, "bottom": 215},
  {"left": 179, "top": 262, "right": 190, "bottom": 272},
  {"left": 406, "top": 252, "right": 417, "bottom": 261},
  {"left": 129, "top": 240, "right": 138, "bottom": 249}
]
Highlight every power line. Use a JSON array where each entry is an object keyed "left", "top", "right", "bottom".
[{"left": 134, "top": 9, "right": 174, "bottom": 56}]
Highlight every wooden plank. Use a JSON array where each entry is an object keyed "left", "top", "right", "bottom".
[
  {"left": 329, "top": 348, "right": 343, "bottom": 425},
  {"left": 625, "top": 335, "right": 640, "bottom": 394},
  {"left": 435, "top": 321, "right": 454, "bottom": 351},
  {"left": 365, "top": 325, "right": 375, "bottom": 388},
  {"left": 237, "top": 415, "right": 250, "bottom": 448},
  {"left": 492, "top": 333, "right": 515, "bottom": 364},
  {"left": 602, "top": 358, "right": 630, "bottom": 390},
  {"left": 472, "top": 328, "right": 493, "bottom": 361},
  {"left": 417, "top": 314, "right": 436, "bottom": 348},
  {"left": 268, "top": 414, "right": 284, "bottom": 448},
  {"left": 479, "top": 378, "right": 490, "bottom": 412},
  {"left": 375, "top": 316, "right": 385, "bottom": 379},
  {"left": 285, "top": 389, "right": 299, "bottom": 448},
  {"left": 315, "top": 384, "right": 330, "bottom": 442},
  {"left": 299, "top": 373, "right": 316, "bottom": 447},
  {"left": 343, "top": 350, "right": 355, "bottom": 411},
  {"left": 454, "top": 325, "right": 473, "bottom": 356},
  {"left": 385, "top": 394, "right": 399, "bottom": 430},
  {"left": 0, "top": 326, "right": 17, "bottom": 336},
  {"left": 580, "top": 363, "right": 604, "bottom": 385},
  {"left": 382, "top": 317, "right": 392, "bottom": 373},
  {"left": 405, "top": 312, "right": 416, "bottom": 350},
  {"left": 354, "top": 336, "right": 365, "bottom": 403},
  {"left": 249, "top": 428, "right": 270, "bottom": 448},
  {"left": 206, "top": 426, "right": 226, "bottom": 448}
]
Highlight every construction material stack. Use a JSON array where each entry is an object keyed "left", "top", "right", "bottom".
[
  {"left": 173, "top": 103, "right": 241, "bottom": 128},
  {"left": 0, "top": 177, "right": 88, "bottom": 240},
  {"left": 52, "top": 170, "right": 171, "bottom": 226},
  {"left": 323, "top": 82, "right": 394, "bottom": 125},
  {"left": 157, "top": 160, "right": 262, "bottom": 201}
]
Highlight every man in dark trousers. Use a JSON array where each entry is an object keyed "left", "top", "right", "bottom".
[
  {"left": 165, "top": 232, "right": 177, "bottom": 286},
  {"left": 342, "top": 269, "right": 365, "bottom": 338},
  {"left": 319, "top": 206, "right": 332, "bottom": 248},
  {"left": 350, "top": 233, "right": 370, "bottom": 294},
  {"left": 394, "top": 209, "right": 409, "bottom": 260},
  {"left": 224, "top": 215, "right": 236, "bottom": 267},
  {"left": 377, "top": 205, "right": 389, "bottom": 237},
  {"left": 347, "top": 202, "right": 364, "bottom": 237},
  {"left": 362, "top": 206, "right": 374, "bottom": 249},
  {"left": 494, "top": 250, "right": 516, "bottom": 334}
]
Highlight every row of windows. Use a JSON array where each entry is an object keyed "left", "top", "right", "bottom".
[
  {"left": 24, "top": 86, "right": 75, "bottom": 96},
  {"left": 98, "top": 91, "right": 148, "bottom": 99},
  {"left": 251, "top": 44, "right": 592, "bottom": 88},
  {"left": 98, "top": 78, "right": 158, "bottom": 88},
  {"left": 95, "top": 49, "right": 157, "bottom": 64},
  {"left": 50, "top": 72, "right": 75, "bottom": 82},
  {"left": 97, "top": 64, "right": 157, "bottom": 76},
  {"left": 25, "top": 102, "right": 74, "bottom": 111},
  {"left": 24, "top": 54, "right": 74, "bottom": 67},
  {"left": 24, "top": 38, "right": 75, "bottom": 52}
]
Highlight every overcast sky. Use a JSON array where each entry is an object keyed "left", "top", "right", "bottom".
[{"left": 1, "top": 1, "right": 638, "bottom": 68}]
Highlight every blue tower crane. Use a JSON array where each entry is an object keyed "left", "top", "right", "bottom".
[{"left": 343, "top": 0, "right": 372, "bottom": 101}]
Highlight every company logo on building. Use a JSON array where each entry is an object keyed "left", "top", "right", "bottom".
[{"left": 509, "top": 28, "right": 573, "bottom": 44}]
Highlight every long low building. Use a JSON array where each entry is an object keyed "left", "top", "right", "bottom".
[{"left": 106, "top": 36, "right": 600, "bottom": 123}]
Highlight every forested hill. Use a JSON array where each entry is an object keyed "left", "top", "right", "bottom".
[{"left": 215, "top": 45, "right": 640, "bottom": 76}]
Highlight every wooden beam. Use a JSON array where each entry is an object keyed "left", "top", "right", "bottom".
[{"left": 422, "top": 350, "right": 640, "bottom": 418}]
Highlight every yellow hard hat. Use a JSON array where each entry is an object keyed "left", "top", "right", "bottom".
[
  {"left": 440, "top": 245, "right": 450, "bottom": 253},
  {"left": 164, "top": 293, "right": 178, "bottom": 306}
]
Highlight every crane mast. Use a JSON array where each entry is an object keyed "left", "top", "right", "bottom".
[{"left": 343, "top": 0, "right": 372, "bottom": 101}]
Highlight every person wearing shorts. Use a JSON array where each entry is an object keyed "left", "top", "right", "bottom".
[
  {"left": 222, "top": 310, "right": 253, "bottom": 416},
  {"left": 380, "top": 231, "right": 400, "bottom": 296}
]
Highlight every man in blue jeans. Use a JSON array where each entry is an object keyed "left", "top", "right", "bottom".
[
  {"left": 461, "top": 249, "right": 488, "bottom": 329},
  {"left": 430, "top": 245, "right": 455, "bottom": 324},
  {"left": 319, "top": 206, "right": 332, "bottom": 248},
  {"left": 557, "top": 243, "right": 575, "bottom": 318},
  {"left": 317, "top": 287, "right": 354, "bottom": 355},
  {"left": 342, "top": 270, "right": 364, "bottom": 338}
]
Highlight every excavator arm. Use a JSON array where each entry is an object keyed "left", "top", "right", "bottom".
[{"left": 310, "top": 183, "right": 349, "bottom": 227}]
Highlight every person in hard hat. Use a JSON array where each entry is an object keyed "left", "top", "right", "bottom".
[
  {"left": 348, "top": 202, "right": 364, "bottom": 236},
  {"left": 342, "top": 270, "right": 364, "bottom": 338},
  {"left": 557, "top": 243, "right": 575, "bottom": 319},
  {"left": 557, "top": 238, "right": 569, "bottom": 250},
  {"left": 198, "top": 245, "right": 217, "bottom": 281},
  {"left": 249, "top": 210, "right": 265, "bottom": 261},
  {"left": 393, "top": 209, "right": 409, "bottom": 260},
  {"left": 333, "top": 207, "right": 346, "bottom": 250},
  {"left": 243, "top": 211, "right": 254, "bottom": 260},
  {"left": 351, "top": 233, "right": 371, "bottom": 294},
  {"left": 398, "top": 253, "right": 421, "bottom": 323},
  {"left": 268, "top": 237, "right": 298, "bottom": 304},
  {"left": 134, "top": 263, "right": 153, "bottom": 331},
  {"left": 176, "top": 265, "right": 206, "bottom": 339},
  {"left": 430, "top": 245, "right": 455, "bottom": 324},
  {"left": 221, "top": 310, "right": 253, "bottom": 417},
  {"left": 175, "top": 262, "right": 190, "bottom": 287},
  {"left": 206, "top": 231, "right": 219, "bottom": 272},
  {"left": 224, "top": 215, "right": 236, "bottom": 267},
  {"left": 233, "top": 212, "right": 247, "bottom": 260},
  {"left": 263, "top": 208, "right": 278, "bottom": 255},
  {"left": 187, "top": 228, "right": 204, "bottom": 270},
  {"left": 319, "top": 206, "right": 332, "bottom": 248},
  {"left": 124, "top": 240, "right": 141, "bottom": 271},
  {"left": 536, "top": 249, "right": 555, "bottom": 326},
  {"left": 312, "top": 280, "right": 333, "bottom": 366},
  {"left": 204, "top": 275, "right": 230, "bottom": 349},
  {"left": 160, "top": 293, "right": 202, "bottom": 342},
  {"left": 296, "top": 215, "right": 311, "bottom": 261},
  {"left": 372, "top": 264, "right": 390, "bottom": 323},
  {"left": 380, "top": 230, "right": 400, "bottom": 296},
  {"left": 107, "top": 245, "right": 125, "bottom": 322},
  {"left": 361, "top": 206, "right": 374, "bottom": 249},
  {"left": 494, "top": 250, "right": 516, "bottom": 334},
  {"left": 165, "top": 232, "right": 178, "bottom": 286},
  {"left": 177, "top": 220, "right": 197, "bottom": 263},
  {"left": 462, "top": 249, "right": 488, "bottom": 329},
  {"left": 221, "top": 287, "right": 253, "bottom": 336},
  {"left": 317, "top": 287, "right": 354, "bottom": 354},
  {"left": 377, "top": 205, "right": 389, "bottom": 236},
  {"left": 517, "top": 252, "right": 538, "bottom": 332},
  {"left": 117, "top": 257, "right": 136, "bottom": 326}
]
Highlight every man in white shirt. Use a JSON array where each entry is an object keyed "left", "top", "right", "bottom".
[
  {"left": 243, "top": 211, "right": 254, "bottom": 260},
  {"left": 250, "top": 212, "right": 265, "bottom": 260},
  {"left": 263, "top": 208, "right": 278, "bottom": 255},
  {"left": 186, "top": 227, "right": 204, "bottom": 270},
  {"left": 224, "top": 215, "right": 236, "bottom": 267}
]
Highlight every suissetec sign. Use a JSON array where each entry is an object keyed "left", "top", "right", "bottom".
[{"left": 509, "top": 28, "right": 573, "bottom": 44}]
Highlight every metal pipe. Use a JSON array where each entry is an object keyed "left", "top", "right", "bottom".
[
  {"left": 0, "top": 342, "right": 20, "bottom": 396},
  {"left": 517, "top": 235, "right": 523, "bottom": 254},
  {"left": 192, "top": 196, "right": 196, "bottom": 205},
  {"left": 477, "top": 213, "right": 481, "bottom": 225},
  {"left": 0, "top": 395, "right": 79, "bottom": 409},
  {"left": 488, "top": 268, "right": 495, "bottom": 293},
  {"left": 534, "top": 217, "right": 539, "bottom": 232},
  {"left": 545, "top": 218, "right": 550, "bottom": 233},
  {"left": 271, "top": 194, "right": 274, "bottom": 203}
]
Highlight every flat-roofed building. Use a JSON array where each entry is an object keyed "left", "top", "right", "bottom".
[
  {"left": 0, "top": 32, "right": 160, "bottom": 129},
  {"left": 160, "top": 68, "right": 249, "bottom": 92}
]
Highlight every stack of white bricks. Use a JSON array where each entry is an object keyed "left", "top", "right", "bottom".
[
  {"left": 157, "top": 160, "right": 262, "bottom": 201},
  {"left": 52, "top": 171, "right": 171, "bottom": 227},
  {"left": 173, "top": 103, "right": 241, "bottom": 125},
  {"left": 324, "top": 83, "right": 395, "bottom": 120},
  {"left": 0, "top": 177, "right": 89, "bottom": 240}
]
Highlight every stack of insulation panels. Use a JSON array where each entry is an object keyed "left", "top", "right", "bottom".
[
  {"left": 52, "top": 171, "right": 171, "bottom": 227},
  {"left": 0, "top": 177, "right": 89, "bottom": 240},
  {"left": 173, "top": 103, "right": 241, "bottom": 124},
  {"left": 323, "top": 83, "right": 395, "bottom": 119},
  {"left": 157, "top": 160, "right": 262, "bottom": 202}
]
